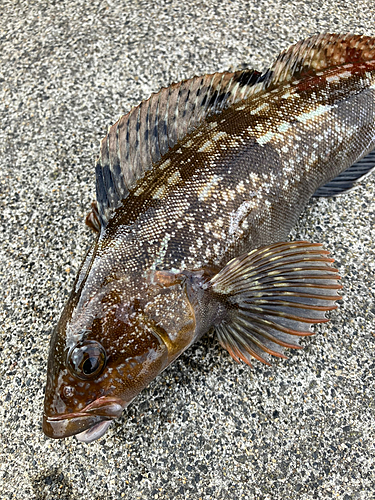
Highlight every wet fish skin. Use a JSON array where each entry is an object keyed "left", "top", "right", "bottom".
[{"left": 43, "top": 34, "right": 375, "bottom": 442}]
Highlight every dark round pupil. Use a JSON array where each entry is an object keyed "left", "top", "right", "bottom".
[
  {"left": 82, "top": 356, "right": 99, "bottom": 375},
  {"left": 68, "top": 340, "right": 106, "bottom": 379}
]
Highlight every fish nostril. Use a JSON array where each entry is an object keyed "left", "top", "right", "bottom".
[{"left": 63, "top": 386, "right": 75, "bottom": 399}]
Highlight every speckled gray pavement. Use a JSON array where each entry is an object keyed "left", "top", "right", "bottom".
[{"left": 1, "top": 1, "right": 374, "bottom": 499}]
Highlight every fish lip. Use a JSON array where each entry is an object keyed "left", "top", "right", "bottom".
[
  {"left": 45, "top": 397, "right": 125, "bottom": 422},
  {"left": 43, "top": 396, "right": 126, "bottom": 439}
]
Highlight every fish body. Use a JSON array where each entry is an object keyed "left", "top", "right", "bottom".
[{"left": 43, "top": 34, "right": 375, "bottom": 442}]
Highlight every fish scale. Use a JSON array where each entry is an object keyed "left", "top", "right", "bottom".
[
  {"left": 43, "top": 34, "right": 375, "bottom": 443},
  {"left": 103, "top": 68, "right": 374, "bottom": 271}
]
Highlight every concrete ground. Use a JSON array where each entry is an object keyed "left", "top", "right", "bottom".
[{"left": 0, "top": 1, "right": 374, "bottom": 499}]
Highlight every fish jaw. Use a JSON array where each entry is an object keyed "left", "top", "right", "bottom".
[
  {"left": 42, "top": 396, "right": 125, "bottom": 441},
  {"left": 42, "top": 263, "right": 196, "bottom": 441}
]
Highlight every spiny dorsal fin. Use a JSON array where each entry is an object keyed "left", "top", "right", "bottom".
[
  {"left": 95, "top": 68, "right": 260, "bottom": 227},
  {"left": 252, "top": 33, "right": 375, "bottom": 94}
]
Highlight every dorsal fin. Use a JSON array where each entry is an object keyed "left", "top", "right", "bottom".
[
  {"left": 254, "top": 33, "right": 375, "bottom": 92},
  {"left": 95, "top": 34, "right": 375, "bottom": 227},
  {"left": 95, "top": 68, "right": 260, "bottom": 227}
]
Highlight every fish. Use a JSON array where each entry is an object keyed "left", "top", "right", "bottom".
[{"left": 43, "top": 33, "right": 375, "bottom": 443}]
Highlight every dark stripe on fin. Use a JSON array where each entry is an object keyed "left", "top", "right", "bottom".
[
  {"left": 95, "top": 68, "right": 261, "bottom": 227},
  {"left": 210, "top": 241, "right": 342, "bottom": 367},
  {"left": 313, "top": 149, "right": 375, "bottom": 197}
]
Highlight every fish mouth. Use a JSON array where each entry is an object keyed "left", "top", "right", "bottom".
[{"left": 43, "top": 396, "right": 125, "bottom": 442}]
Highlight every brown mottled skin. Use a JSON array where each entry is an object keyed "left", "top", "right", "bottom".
[{"left": 43, "top": 34, "right": 375, "bottom": 441}]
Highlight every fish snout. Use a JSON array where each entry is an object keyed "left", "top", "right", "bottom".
[{"left": 42, "top": 396, "right": 125, "bottom": 441}]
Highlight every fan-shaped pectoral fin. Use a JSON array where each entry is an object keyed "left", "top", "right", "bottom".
[{"left": 209, "top": 241, "right": 343, "bottom": 366}]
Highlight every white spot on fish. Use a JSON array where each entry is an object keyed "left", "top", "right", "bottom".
[
  {"left": 336, "top": 70, "right": 353, "bottom": 79},
  {"left": 159, "top": 158, "right": 171, "bottom": 170},
  {"left": 236, "top": 180, "right": 246, "bottom": 194},
  {"left": 198, "top": 140, "right": 213, "bottom": 153},
  {"left": 281, "top": 91, "right": 292, "bottom": 99},
  {"left": 277, "top": 122, "right": 290, "bottom": 133},
  {"left": 257, "top": 130, "right": 280, "bottom": 145},
  {"left": 152, "top": 184, "right": 168, "bottom": 199},
  {"left": 211, "top": 131, "right": 228, "bottom": 142},
  {"left": 151, "top": 233, "right": 170, "bottom": 271},
  {"left": 297, "top": 104, "right": 331, "bottom": 124},
  {"left": 250, "top": 102, "right": 269, "bottom": 115},
  {"left": 167, "top": 170, "right": 182, "bottom": 186},
  {"left": 249, "top": 172, "right": 260, "bottom": 186},
  {"left": 204, "top": 222, "right": 212, "bottom": 233},
  {"left": 229, "top": 200, "right": 252, "bottom": 236},
  {"left": 326, "top": 75, "right": 341, "bottom": 83},
  {"left": 198, "top": 175, "right": 222, "bottom": 201},
  {"left": 134, "top": 185, "right": 145, "bottom": 196}
]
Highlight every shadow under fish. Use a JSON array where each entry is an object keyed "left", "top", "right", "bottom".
[{"left": 43, "top": 33, "right": 375, "bottom": 443}]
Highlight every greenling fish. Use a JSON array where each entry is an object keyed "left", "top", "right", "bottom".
[{"left": 43, "top": 34, "right": 375, "bottom": 442}]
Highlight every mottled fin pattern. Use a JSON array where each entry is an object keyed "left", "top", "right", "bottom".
[
  {"left": 313, "top": 149, "right": 375, "bottom": 197},
  {"left": 210, "top": 241, "right": 342, "bottom": 367},
  {"left": 95, "top": 34, "right": 375, "bottom": 227},
  {"left": 96, "top": 69, "right": 260, "bottom": 227},
  {"left": 255, "top": 33, "right": 375, "bottom": 93}
]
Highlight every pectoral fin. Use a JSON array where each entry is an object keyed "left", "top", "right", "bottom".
[{"left": 209, "top": 241, "right": 342, "bottom": 367}]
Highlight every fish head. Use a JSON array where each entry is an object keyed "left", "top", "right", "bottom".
[{"left": 43, "top": 245, "right": 197, "bottom": 442}]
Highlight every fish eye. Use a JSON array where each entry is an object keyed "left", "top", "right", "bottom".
[{"left": 67, "top": 340, "right": 106, "bottom": 380}]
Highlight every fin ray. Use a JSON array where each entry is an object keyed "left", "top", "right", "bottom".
[
  {"left": 96, "top": 68, "right": 261, "bottom": 226},
  {"left": 211, "top": 241, "right": 342, "bottom": 366},
  {"left": 250, "top": 34, "right": 375, "bottom": 95},
  {"left": 314, "top": 148, "right": 375, "bottom": 197}
]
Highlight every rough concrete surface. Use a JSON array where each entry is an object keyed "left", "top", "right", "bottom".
[{"left": 1, "top": 1, "right": 374, "bottom": 499}]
